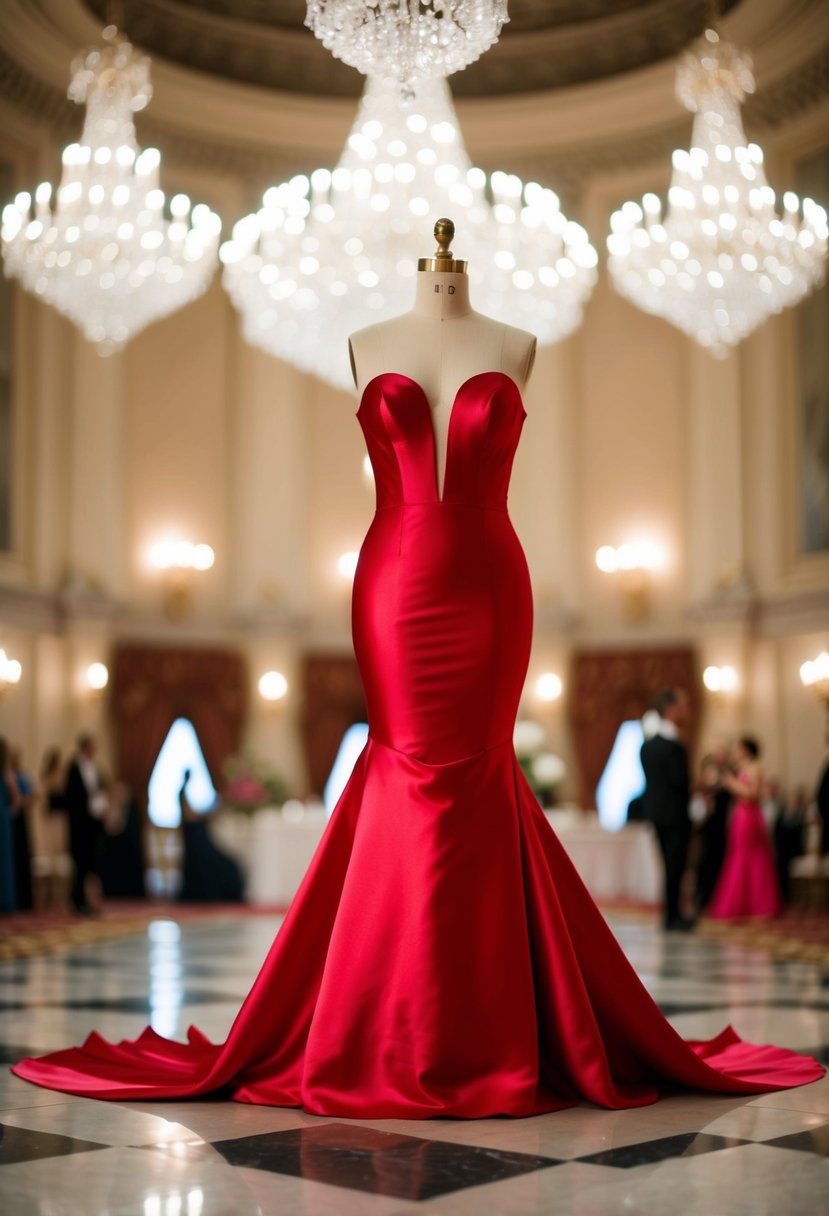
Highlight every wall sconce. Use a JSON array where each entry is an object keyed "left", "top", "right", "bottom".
[
  {"left": 800, "top": 650, "right": 829, "bottom": 708},
  {"left": 86, "top": 662, "right": 109, "bottom": 698},
  {"left": 535, "top": 672, "right": 563, "bottom": 703},
  {"left": 258, "top": 670, "right": 289, "bottom": 709},
  {"left": 703, "top": 664, "right": 739, "bottom": 700},
  {"left": 0, "top": 648, "right": 22, "bottom": 698},
  {"left": 595, "top": 540, "right": 665, "bottom": 620},
  {"left": 338, "top": 551, "right": 359, "bottom": 581},
  {"left": 149, "top": 539, "right": 215, "bottom": 620}
]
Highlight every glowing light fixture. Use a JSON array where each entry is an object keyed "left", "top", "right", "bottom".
[
  {"left": 801, "top": 651, "right": 829, "bottom": 707},
  {"left": 0, "top": 649, "right": 22, "bottom": 697},
  {"left": 595, "top": 539, "right": 666, "bottom": 620},
  {"left": 148, "top": 537, "right": 215, "bottom": 620},
  {"left": 595, "top": 541, "right": 665, "bottom": 574},
  {"left": 221, "top": 74, "right": 597, "bottom": 390},
  {"left": 86, "top": 662, "right": 109, "bottom": 692},
  {"left": 702, "top": 664, "right": 738, "bottom": 694},
  {"left": 0, "top": 25, "right": 221, "bottom": 354},
  {"left": 305, "top": 0, "right": 509, "bottom": 101},
  {"left": 258, "top": 671, "right": 289, "bottom": 703},
  {"left": 149, "top": 540, "right": 215, "bottom": 572},
  {"left": 338, "top": 550, "right": 360, "bottom": 580},
  {"left": 535, "top": 672, "right": 563, "bottom": 702},
  {"left": 607, "top": 28, "right": 827, "bottom": 355}
]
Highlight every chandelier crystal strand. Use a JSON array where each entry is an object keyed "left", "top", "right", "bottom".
[
  {"left": 305, "top": 0, "right": 509, "bottom": 99},
  {"left": 1, "top": 26, "right": 221, "bottom": 354},
  {"left": 607, "top": 29, "right": 828, "bottom": 355},
  {"left": 221, "top": 75, "right": 597, "bottom": 389}
]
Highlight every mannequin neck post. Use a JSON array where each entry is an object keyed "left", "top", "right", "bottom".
[{"left": 411, "top": 270, "right": 472, "bottom": 320}]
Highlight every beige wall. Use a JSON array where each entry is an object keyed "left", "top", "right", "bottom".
[{"left": 1, "top": 50, "right": 827, "bottom": 808}]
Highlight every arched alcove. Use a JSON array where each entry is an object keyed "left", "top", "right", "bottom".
[{"left": 147, "top": 717, "right": 218, "bottom": 829}]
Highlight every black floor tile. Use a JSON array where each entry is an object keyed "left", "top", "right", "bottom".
[
  {"left": 209, "top": 1122, "right": 563, "bottom": 1200},
  {"left": 576, "top": 1132, "right": 751, "bottom": 1169},
  {"left": 764, "top": 1123, "right": 829, "bottom": 1158},
  {"left": 0, "top": 1124, "right": 107, "bottom": 1166},
  {"left": 0, "top": 992, "right": 244, "bottom": 1013},
  {"left": 801, "top": 1044, "right": 829, "bottom": 1066},
  {"left": 0, "top": 1043, "right": 53, "bottom": 1064},
  {"left": 655, "top": 999, "right": 829, "bottom": 1016}
]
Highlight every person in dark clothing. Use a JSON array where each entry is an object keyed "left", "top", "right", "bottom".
[
  {"left": 774, "top": 785, "right": 807, "bottom": 904},
  {"left": 100, "top": 782, "right": 146, "bottom": 900},
  {"left": 64, "top": 733, "right": 106, "bottom": 914},
  {"left": 0, "top": 737, "right": 18, "bottom": 913},
  {"left": 640, "top": 687, "right": 693, "bottom": 931},
  {"left": 9, "top": 747, "right": 34, "bottom": 911},
  {"left": 179, "top": 769, "right": 244, "bottom": 904},
  {"left": 695, "top": 748, "right": 731, "bottom": 913},
  {"left": 816, "top": 725, "right": 829, "bottom": 856}
]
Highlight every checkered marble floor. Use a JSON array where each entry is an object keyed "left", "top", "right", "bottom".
[{"left": 1, "top": 913, "right": 827, "bottom": 1215}]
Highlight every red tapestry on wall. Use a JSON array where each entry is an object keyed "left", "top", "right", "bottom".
[
  {"left": 111, "top": 644, "right": 247, "bottom": 803},
  {"left": 568, "top": 647, "right": 700, "bottom": 810},
  {"left": 302, "top": 654, "right": 367, "bottom": 795}
]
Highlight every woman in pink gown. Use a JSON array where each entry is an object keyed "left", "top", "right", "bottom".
[{"left": 707, "top": 737, "right": 783, "bottom": 920}]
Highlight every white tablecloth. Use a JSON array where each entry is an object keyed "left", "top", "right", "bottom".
[
  {"left": 231, "top": 807, "right": 661, "bottom": 907},
  {"left": 544, "top": 810, "right": 661, "bottom": 903}
]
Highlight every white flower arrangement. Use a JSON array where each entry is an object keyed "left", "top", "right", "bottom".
[{"left": 513, "top": 719, "right": 566, "bottom": 806}]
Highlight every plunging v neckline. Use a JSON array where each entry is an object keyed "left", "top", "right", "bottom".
[{"left": 361, "top": 370, "right": 521, "bottom": 503}]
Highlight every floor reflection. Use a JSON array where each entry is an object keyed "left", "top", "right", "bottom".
[
  {"left": 148, "top": 919, "right": 184, "bottom": 1039},
  {"left": 210, "top": 1121, "right": 561, "bottom": 1201}
]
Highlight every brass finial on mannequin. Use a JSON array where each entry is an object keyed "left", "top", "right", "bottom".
[{"left": 417, "top": 218, "right": 468, "bottom": 274}]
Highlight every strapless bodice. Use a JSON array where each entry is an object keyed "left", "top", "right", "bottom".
[{"left": 357, "top": 371, "right": 526, "bottom": 510}]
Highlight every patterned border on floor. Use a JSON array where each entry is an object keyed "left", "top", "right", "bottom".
[
  {"left": 698, "top": 913, "right": 829, "bottom": 965},
  {"left": 2, "top": 903, "right": 828, "bottom": 964},
  {"left": 0, "top": 903, "right": 289, "bottom": 960}
]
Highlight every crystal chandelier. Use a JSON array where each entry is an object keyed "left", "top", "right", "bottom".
[
  {"left": 221, "top": 75, "right": 598, "bottom": 390},
  {"left": 1, "top": 25, "right": 221, "bottom": 355},
  {"left": 305, "top": 0, "right": 509, "bottom": 99},
  {"left": 607, "top": 28, "right": 828, "bottom": 356}
]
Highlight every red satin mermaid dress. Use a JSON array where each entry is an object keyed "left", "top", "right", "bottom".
[{"left": 13, "top": 371, "right": 823, "bottom": 1115}]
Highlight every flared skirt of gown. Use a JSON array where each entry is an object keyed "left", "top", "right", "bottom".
[{"left": 11, "top": 739, "right": 823, "bottom": 1115}]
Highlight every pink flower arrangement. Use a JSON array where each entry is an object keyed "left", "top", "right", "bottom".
[{"left": 222, "top": 755, "right": 289, "bottom": 814}]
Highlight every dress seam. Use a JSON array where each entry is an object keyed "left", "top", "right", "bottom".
[
  {"left": 366, "top": 734, "right": 513, "bottom": 768},
  {"left": 373, "top": 503, "right": 508, "bottom": 513}
]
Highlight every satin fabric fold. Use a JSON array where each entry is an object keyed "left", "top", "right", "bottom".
[{"left": 12, "top": 371, "right": 824, "bottom": 1113}]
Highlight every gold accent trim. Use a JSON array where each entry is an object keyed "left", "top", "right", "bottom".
[{"left": 417, "top": 218, "right": 468, "bottom": 274}]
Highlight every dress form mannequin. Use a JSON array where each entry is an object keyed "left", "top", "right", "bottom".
[{"left": 349, "top": 219, "right": 536, "bottom": 497}]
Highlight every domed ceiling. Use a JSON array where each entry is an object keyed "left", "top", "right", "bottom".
[
  {"left": 1, "top": 0, "right": 826, "bottom": 202},
  {"left": 82, "top": 0, "right": 742, "bottom": 98}
]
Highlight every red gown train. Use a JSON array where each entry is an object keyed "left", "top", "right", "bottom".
[{"left": 12, "top": 371, "right": 823, "bottom": 1115}]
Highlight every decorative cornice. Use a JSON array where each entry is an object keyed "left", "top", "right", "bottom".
[
  {"left": 0, "top": 582, "right": 60, "bottom": 632},
  {"left": 1, "top": 36, "right": 827, "bottom": 204},
  {"left": 689, "top": 585, "right": 829, "bottom": 633}
]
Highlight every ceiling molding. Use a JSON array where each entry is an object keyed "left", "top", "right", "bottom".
[{"left": 0, "top": 0, "right": 826, "bottom": 202}]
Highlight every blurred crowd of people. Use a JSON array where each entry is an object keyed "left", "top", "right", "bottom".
[
  {"left": 691, "top": 736, "right": 826, "bottom": 917},
  {"left": 0, "top": 732, "right": 145, "bottom": 915},
  {"left": 3, "top": 713, "right": 827, "bottom": 922},
  {"left": 639, "top": 687, "right": 829, "bottom": 930}
]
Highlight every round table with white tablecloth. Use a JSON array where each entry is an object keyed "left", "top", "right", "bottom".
[{"left": 230, "top": 804, "right": 661, "bottom": 908}]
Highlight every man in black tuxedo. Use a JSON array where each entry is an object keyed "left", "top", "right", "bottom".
[
  {"left": 64, "top": 733, "right": 105, "bottom": 914},
  {"left": 640, "top": 688, "right": 693, "bottom": 931}
]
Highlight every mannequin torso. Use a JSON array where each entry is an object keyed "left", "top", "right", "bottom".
[{"left": 349, "top": 271, "right": 536, "bottom": 497}]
